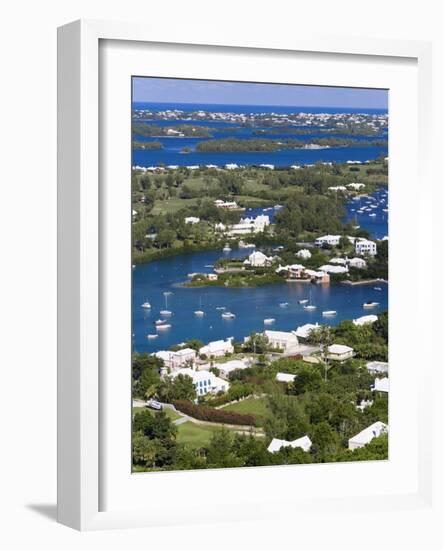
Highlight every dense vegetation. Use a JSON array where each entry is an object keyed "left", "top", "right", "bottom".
[{"left": 133, "top": 123, "right": 212, "bottom": 137}]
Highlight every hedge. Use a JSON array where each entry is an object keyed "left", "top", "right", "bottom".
[{"left": 174, "top": 400, "right": 257, "bottom": 426}]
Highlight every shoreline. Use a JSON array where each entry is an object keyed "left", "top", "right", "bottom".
[{"left": 341, "top": 278, "right": 388, "bottom": 286}]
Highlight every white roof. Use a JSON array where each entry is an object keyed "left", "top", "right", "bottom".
[
  {"left": 199, "top": 339, "right": 233, "bottom": 353},
  {"left": 329, "top": 257, "right": 347, "bottom": 265},
  {"left": 218, "top": 360, "right": 248, "bottom": 373},
  {"left": 249, "top": 250, "right": 268, "bottom": 260},
  {"left": 353, "top": 315, "right": 378, "bottom": 326},
  {"left": 173, "top": 347, "right": 196, "bottom": 357},
  {"left": 328, "top": 344, "right": 354, "bottom": 354},
  {"left": 153, "top": 350, "right": 173, "bottom": 361},
  {"left": 296, "top": 248, "right": 312, "bottom": 258},
  {"left": 319, "top": 264, "right": 348, "bottom": 274},
  {"left": 276, "top": 372, "right": 296, "bottom": 383},
  {"left": 366, "top": 361, "right": 389, "bottom": 374},
  {"left": 264, "top": 330, "right": 299, "bottom": 342},
  {"left": 293, "top": 323, "right": 319, "bottom": 339},
  {"left": 267, "top": 435, "right": 312, "bottom": 454},
  {"left": 374, "top": 377, "right": 389, "bottom": 393},
  {"left": 349, "top": 421, "right": 388, "bottom": 446},
  {"left": 171, "top": 368, "right": 215, "bottom": 383}
]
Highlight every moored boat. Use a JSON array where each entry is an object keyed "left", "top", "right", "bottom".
[
  {"left": 221, "top": 311, "right": 235, "bottom": 319},
  {"left": 363, "top": 301, "right": 379, "bottom": 309},
  {"left": 263, "top": 318, "right": 275, "bottom": 324},
  {"left": 322, "top": 310, "right": 337, "bottom": 316}
]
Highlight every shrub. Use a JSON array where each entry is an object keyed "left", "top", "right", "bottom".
[{"left": 174, "top": 400, "right": 257, "bottom": 426}]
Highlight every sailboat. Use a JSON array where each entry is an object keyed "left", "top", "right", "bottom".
[
  {"left": 303, "top": 290, "right": 317, "bottom": 311},
  {"left": 141, "top": 300, "right": 151, "bottom": 309},
  {"left": 160, "top": 292, "right": 172, "bottom": 316},
  {"left": 194, "top": 296, "right": 205, "bottom": 317}
]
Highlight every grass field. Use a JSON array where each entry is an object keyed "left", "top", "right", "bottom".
[
  {"left": 176, "top": 421, "right": 227, "bottom": 448},
  {"left": 150, "top": 197, "right": 200, "bottom": 215},
  {"left": 223, "top": 397, "right": 271, "bottom": 423},
  {"left": 132, "top": 406, "right": 181, "bottom": 422}
]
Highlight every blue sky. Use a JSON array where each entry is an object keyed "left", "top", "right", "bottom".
[{"left": 132, "top": 77, "right": 388, "bottom": 109}]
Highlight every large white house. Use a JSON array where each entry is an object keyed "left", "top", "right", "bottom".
[
  {"left": 348, "top": 257, "right": 367, "bottom": 269},
  {"left": 153, "top": 348, "right": 197, "bottom": 370},
  {"left": 355, "top": 238, "right": 377, "bottom": 256},
  {"left": 319, "top": 264, "right": 349, "bottom": 274},
  {"left": 199, "top": 338, "right": 234, "bottom": 358},
  {"left": 366, "top": 361, "right": 389, "bottom": 374},
  {"left": 171, "top": 368, "right": 229, "bottom": 396},
  {"left": 293, "top": 323, "right": 320, "bottom": 340},
  {"left": 264, "top": 330, "right": 299, "bottom": 352},
  {"left": 315, "top": 234, "right": 342, "bottom": 247},
  {"left": 374, "top": 377, "right": 389, "bottom": 393},
  {"left": 246, "top": 250, "right": 271, "bottom": 267},
  {"left": 267, "top": 435, "right": 312, "bottom": 454},
  {"left": 227, "top": 215, "right": 270, "bottom": 236},
  {"left": 348, "top": 421, "right": 388, "bottom": 450},
  {"left": 217, "top": 359, "right": 250, "bottom": 380},
  {"left": 327, "top": 344, "right": 354, "bottom": 361}
]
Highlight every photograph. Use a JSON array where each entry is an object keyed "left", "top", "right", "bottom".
[{"left": 131, "top": 76, "right": 389, "bottom": 473}]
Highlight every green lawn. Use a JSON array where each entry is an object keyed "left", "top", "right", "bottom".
[
  {"left": 150, "top": 197, "right": 200, "bottom": 215},
  {"left": 223, "top": 397, "right": 271, "bottom": 422},
  {"left": 163, "top": 407, "right": 182, "bottom": 421},
  {"left": 176, "top": 421, "right": 227, "bottom": 448}
]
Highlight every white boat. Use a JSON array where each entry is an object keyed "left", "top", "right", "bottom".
[
  {"left": 298, "top": 299, "right": 309, "bottom": 304},
  {"left": 263, "top": 318, "right": 275, "bottom": 324},
  {"left": 369, "top": 213, "right": 376, "bottom": 217},
  {"left": 223, "top": 244, "right": 232, "bottom": 252},
  {"left": 363, "top": 301, "right": 379, "bottom": 309},
  {"left": 194, "top": 296, "right": 205, "bottom": 317},
  {"left": 322, "top": 310, "right": 337, "bottom": 316},
  {"left": 279, "top": 302, "right": 289, "bottom": 308},
  {"left": 221, "top": 311, "right": 235, "bottom": 319},
  {"left": 373, "top": 287, "right": 382, "bottom": 291},
  {"left": 155, "top": 319, "right": 167, "bottom": 326},
  {"left": 141, "top": 301, "right": 151, "bottom": 309},
  {"left": 146, "top": 334, "right": 158, "bottom": 339},
  {"left": 303, "top": 291, "right": 316, "bottom": 311},
  {"left": 216, "top": 306, "right": 226, "bottom": 311},
  {"left": 156, "top": 323, "right": 171, "bottom": 330},
  {"left": 160, "top": 293, "right": 172, "bottom": 316}
]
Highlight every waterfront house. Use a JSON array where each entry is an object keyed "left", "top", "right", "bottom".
[
  {"left": 348, "top": 257, "right": 367, "bottom": 269},
  {"left": 373, "top": 377, "right": 389, "bottom": 393},
  {"left": 171, "top": 368, "right": 230, "bottom": 396},
  {"left": 315, "top": 234, "right": 342, "bottom": 247},
  {"left": 348, "top": 421, "right": 388, "bottom": 450},
  {"left": 304, "top": 269, "right": 330, "bottom": 284},
  {"left": 267, "top": 435, "right": 312, "bottom": 454},
  {"left": 199, "top": 338, "right": 234, "bottom": 358},
  {"left": 296, "top": 249, "right": 312, "bottom": 260},
  {"left": 293, "top": 323, "right": 320, "bottom": 340},
  {"left": 276, "top": 372, "right": 296, "bottom": 383},
  {"left": 228, "top": 215, "right": 270, "bottom": 237},
  {"left": 355, "top": 238, "right": 377, "bottom": 256},
  {"left": 366, "top": 361, "right": 389, "bottom": 375},
  {"left": 264, "top": 330, "right": 299, "bottom": 352},
  {"left": 185, "top": 216, "right": 200, "bottom": 224},
  {"left": 353, "top": 314, "right": 378, "bottom": 326},
  {"left": 319, "top": 264, "right": 349, "bottom": 274},
  {"left": 275, "top": 263, "right": 306, "bottom": 279},
  {"left": 247, "top": 250, "right": 272, "bottom": 267},
  {"left": 327, "top": 344, "right": 354, "bottom": 361}
]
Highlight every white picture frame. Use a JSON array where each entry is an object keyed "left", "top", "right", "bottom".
[{"left": 57, "top": 19, "right": 437, "bottom": 533}]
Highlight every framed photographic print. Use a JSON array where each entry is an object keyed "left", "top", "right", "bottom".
[{"left": 57, "top": 20, "right": 437, "bottom": 533}]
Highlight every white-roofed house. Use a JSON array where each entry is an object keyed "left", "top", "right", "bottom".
[
  {"left": 329, "top": 257, "right": 347, "bottom": 265},
  {"left": 315, "top": 235, "right": 342, "bottom": 247},
  {"left": 264, "top": 330, "right": 299, "bottom": 352},
  {"left": 348, "top": 421, "right": 388, "bottom": 450},
  {"left": 296, "top": 248, "right": 312, "bottom": 260},
  {"left": 355, "top": 238, "right": 377, "bottom": 256},
  {"left": 348, "top": 257, "right": 367, "bottom": 269},
  {"left": 319, "top": 264, "right": 349, "bottom": 274},
  {"left": 276, "top": 372, "right": 296, "bottom": 383},
  {"left": 184, "top": 216, "right": 200, "bottom": 224},
  {"left": 353, "top": 314, "right": 378, "bottom": 326},
  {"left": 217, "top": 359, "right": 249, "bottom": 380},
  {"left": 153, "top": 348, "right": 197, "bottom": 370},
  {"left": 373, "top": 377, "right": 389, "bottom": 393},
  {"left": 170, "top": 368, "right": 230, "bottom": 396},
  {"left": 199, "top": 338, "right": 234, "bottom": 359},
  {"left": 366, "top": 361, "right": 389, "bottom": 374},
  {"left": 327, "top": 344, "right": 354, "bottom": 361},
  {"left": 293, "top": 323, "right": 320, "bottom": 340},
  {"left": 267, "top": 435, "right": 312, "bottom": 454},
  {"left": 247, "top": 250, "right": 271, "bottom": 267}
]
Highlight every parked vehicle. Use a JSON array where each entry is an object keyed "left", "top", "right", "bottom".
[{"left": 146, "top": 399, "right": 163, "bottom": 411}]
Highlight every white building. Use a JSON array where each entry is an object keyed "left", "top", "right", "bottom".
[
  {"left": 374, "top": 377, "right": 389, "bottom": 393},
  {"left": 348, "top": 421, "right": 388, "bottom": 450},
  {"left": 355, "top": 238, "right": 377, "bottom": 256},
  {"left": 171, "top": 368, "right": 230, "bottom": 396},
  {"left": 327, "top": 344, "right": 354, "bottom": 361},
  {"left": 366, "top": 361, "right": 389, "bottom": 374},
  {"left": 315, "top": 235, "right": 342, "bottom": 247},
  {"left": 214, "top": 199, "right": 239, "bottom": 210},
  {"left": 217, "top": 359, "right": 250, "bottom": 380},
  {"left": 319, "top": 264, "right": 349, "bottom": 274},
  {"left": 153, "top": 348, "right": 197, "bottom": 370},
  {"left": 276, "top": 372, "right": 296, "bottom": 383},
  {"left": 267, "top": 435, "right": 312, "bottom": 454},
  {"left": 328, "top": 185, "right": 347, "bottom": 192},
  {"left": 246, "top": 250, "right": 271, "bottom": 267},
  {"left": 264, "top": 330, "right": 299, "bottom": 352},
  {"left": 347, "top": 182, "right": 366, "bottom": 190},
  {"left": 185, "top": 216, "right": 200, "bottom": 224},
  {"left": 348, "top": 257, "right": 367, "bottom": 269},
  {"left": 329, "top": 257, "right": 347, "bottom": 265},
  {"left": 227, "top": 215, "right": 270, "bottom": 236},
  {"left": 296, "top": 249, "right": 312, "bottom": 260},
  {"left": 199, "top": 338, "right": 234, "bottom": 358},
  {"left": 353, "top": 314, "right": 378, "bottom": 326},
  {"left": 293, "top": 323, "right": 320, "bottom": 340}
]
